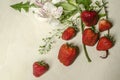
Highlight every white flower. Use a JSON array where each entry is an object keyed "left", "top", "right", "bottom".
[
  {"left": 33, "top": 1, "right": 63, "bottom": 26},
  {"left": 33, "top": 8, "right": 49, "bottom": 18},
  {"left": 34, "top": 2, "right": 63, "bottom": 19},
  {"left": 51, "top": 6, "right": 63, "bottom": 18},
  {"left": 43, "top": 2, "right": 63, "bottom": 18},
  {"left": 43, "top": 2, "right": 55, "bottom": 13}
]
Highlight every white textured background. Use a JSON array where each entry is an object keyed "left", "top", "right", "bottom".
[{"left": 0, "top": 0, "right": 120, "bottom": 80}]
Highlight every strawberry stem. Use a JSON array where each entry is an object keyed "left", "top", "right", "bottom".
[
  {"left": 91, "top": 26, "right": 96, "bottom": 31},
  {"left": 81, "top": 21, "right": 92, "bottom": 62},
  {"left": 97, "top": 1, "right": 108, "bottom": 13},
  {"left": 102, "top": 0, "right": 110, "bottom": 58},
  {"left": 83, "top": 44, "right": 92, "bottom": 62},
  {"left": 100, "top": 50, "right": 109, "bottom": 59},
  {"left": 102, "top": 0, "right": 110, "bottom": 36},
  {"left": 81, "top": 21, "right": 84, "bottom": 33},
  {"left": 102, "top": 0, "right": 108, "bottom": 19}
]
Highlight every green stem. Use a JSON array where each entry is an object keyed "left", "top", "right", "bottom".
[
  {"left": 91, "top": 26, "right": 96, "bottom": 31},
  {"left": 102, "top": 0, "right": 110, "bottom": 35},
  {"left": 102, "top": 0, "right": 109, "bottom": 35},
  {"left": 102, "top": 0, "right": 108, "bottom": 19},
  {"left": 81, "top": 21, "right": 92, "bottom": 62},
  {"left": 102, "top": 0, "right": 110, "bottom": 57},
  {"left": 97, "top": 1, "right": 108, "bottom": 13},
  {"left": 83, "top": 44, "right": 92, "bottom": 62},
  {"left": 81, "top": 21, "right": 84, "bottom": 33}
]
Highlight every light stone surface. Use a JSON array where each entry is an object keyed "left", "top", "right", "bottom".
[{"left": 0, "top": 0, "right": 120, "bottom": 80}]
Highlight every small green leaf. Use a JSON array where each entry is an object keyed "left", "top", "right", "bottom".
[
  {"left": 67, "top": 0, "right": 77, "bottom": 6},
  {"left": 59, "top": 9, "right": 78, "bottom": 23},
  {"left": 55, "top": 2, "right": 76, "bottom": 11},
  {"left": 99, "top": 14, "right": 107, "bottom": 18},
  {"left": 76, "top": 0, "right": 92, "bottom": 10},
  {"left": 10, "top": 1, "right": 35, "bottom": 12}
]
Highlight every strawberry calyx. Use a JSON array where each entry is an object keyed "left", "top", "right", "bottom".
[
  {"left": 104, "top": 34, "right": 115, "bottom": 45},
  {"left": 66, "top": 43, "right": 76, "bottom": 48},
  {"left": 69, "top": 26, "right": 79, "bottom": 33},
  {"left": 71, "top": 22, "right": 80, "bottom": 33},
  {"left": 37, "top": 61, "right": 49, "bottom": 68},
  {"left": 91, "top": 26, "right": 99, "bottom": 34},
  {"left": 66, "top": 43, "right": 79, "bottom": 53},
  {"left": 73, "top": 26, "right": 79, "bottom": 33}
]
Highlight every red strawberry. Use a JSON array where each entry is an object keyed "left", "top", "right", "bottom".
[
  {"left": 33, "top": 61, "right": 49, "bottom": 77},
  {"left": 58, "top": 43, "right": 79, "bottom": 66},
  {"left": 62, "top": 27, "right": 76, "bottom": 40},
  {"left": 99, "top": 19, "right": 112, "bottom": 32},
  {"left": 81, "top": 10, "right": 99, "bottom": 26},
  {"left": 82, "top": 28, "right": 99, "bottom": 46},
  {"left": 97, "top": 35, "right": 114, "bottom": 51}
]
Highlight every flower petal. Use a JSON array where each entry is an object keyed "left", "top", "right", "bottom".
[{"left": 51, "top": 7, "right": 63, "bottom": 18}]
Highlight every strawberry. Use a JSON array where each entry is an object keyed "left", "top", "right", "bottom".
[
  {"left": 33, "top": 61, "right": 49, "bottom": 77},
  {"left": 58, "top": 43, "right": 79, "bottom": 66},
  {"left": 82, "top": 28, "right": 99, "bottom": 46},
  {"left": 97, "top": 35, "right": 114, "bottom": 51},
  {"left": 81, "top": 10, "right": 99, "bottom": 26},
  {"left": 99, "top": 19, "right": 112, "bottom": 32},
  {"left": 62, "top": 27, "right": 76, "bottom": 40}
]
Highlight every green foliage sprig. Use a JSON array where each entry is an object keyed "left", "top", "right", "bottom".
[{"left": 10, "top": 1, "right": 36, "bottom": 12}]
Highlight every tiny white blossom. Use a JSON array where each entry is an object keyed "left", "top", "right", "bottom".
[
  {"left": 51, "top": 7, "right": 63, "bottom": 18},
  {"left": 52, "top": 0, "right": 66, "bottom": 4}
]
